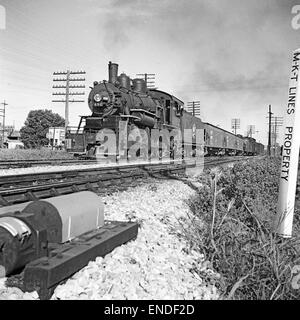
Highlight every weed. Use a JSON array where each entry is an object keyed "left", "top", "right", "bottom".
[{"left": 181, "top": 158, "right": 300, "bottom": 299}]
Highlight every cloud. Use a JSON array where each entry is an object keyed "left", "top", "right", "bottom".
[
  {"left": 91, "top": 0, "right": 296, "bottom": 88},
  {"left": 82, "top": 0, "right": 299, "bottom": 142},
  {"left": 4, "top": 0, "right": 298, "bottom": 142},
  {"left": 90, "top": 0, "right": 157, "bottom": 59}
]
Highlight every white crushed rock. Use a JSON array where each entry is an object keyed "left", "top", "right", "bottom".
[
  {"left": 0, "top": 179, "right": 219, "bottom": 300},
  {"left": 52, "top": 180, "right": 219, "bottom": 300},
  {"left": 0, "top": 278, "right": 38, "bottom": 300},
  {"left": 0, "top": 159, "right": 182, "bottom": 177},
  {"left": 0, "top": 163, "right": 109, "bottom": 176}
]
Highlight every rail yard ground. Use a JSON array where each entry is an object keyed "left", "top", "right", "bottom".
[
  {"left": 0, "top": 148, "right": 74, "bottom": 161},
  {"left": 1, "top": 157, "right": 300, "bottom": 300},
  {"left": 0, "top": 178, "right": 220, "bottom": 300}
]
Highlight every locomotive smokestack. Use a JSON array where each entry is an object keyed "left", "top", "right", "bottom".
[{"left": 108, "top": 61, "right": 118, "bottom": 84}]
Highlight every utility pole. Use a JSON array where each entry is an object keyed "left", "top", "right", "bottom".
[
  {"left": 186, "top": 101, "right": 200, "bottom": 117},
  {"left": 136, "top": 73, "right": 156, "bottom": 89},
  {"left": 268, "top": 104, "right": 273, "bottom": 156},
  {"left": 52, "top": 70, "right": 86, "bottom": 135},
  {"left": 231, "top": 118, "right": 240, "bottom": 135},
  {"left": 254, "top": 131, "right": 260, "bottom": 142},
  {"left": 0, "top": 100, "right": 7, "bottom": 147},
  {"left": 271, "top": 116, "right": 283, "bottom": 156},
  {"left": 247, "top": 125, "right": 255, "bottom": 138}
]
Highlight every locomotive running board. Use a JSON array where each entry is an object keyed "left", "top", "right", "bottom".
[{"left": 22, "top": 221, "right": 138, "bottom": 300}]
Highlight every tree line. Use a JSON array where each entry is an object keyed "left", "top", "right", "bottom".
[{"left": 20, "top": 109, "right": 65, "bottom": 148}]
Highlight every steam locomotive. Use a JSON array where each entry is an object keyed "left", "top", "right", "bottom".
[{"left": 66, "top": 62, "right": 264, "bottom": 158}]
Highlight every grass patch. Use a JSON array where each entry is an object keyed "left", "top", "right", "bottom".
[
  {"left": 180, "top": 158, "right": 300, "bottom": 300},
  {"left": 0, "top": 148, "right": 74, "bottom": 161}
]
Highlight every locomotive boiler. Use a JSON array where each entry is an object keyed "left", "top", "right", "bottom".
[{"left": 86, "top": 62, "right": 159, "bottom": 131}]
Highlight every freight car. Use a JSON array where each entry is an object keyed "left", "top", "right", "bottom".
[
  {"left": 203, "top": 123, "right": 244, "bottom": 156},
  {"left": 255, "top": 141, "right": 265, "bottom": 155},
  {"left": 243, "top": 137, "right": 256, "bottom": 155},
  {"left": 241, "top": 137, "right": 264, "bottom": 155}
]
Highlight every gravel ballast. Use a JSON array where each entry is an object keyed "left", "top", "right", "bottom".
[
  {"left": 0, "top": 159, "right": 183, "bottom": 177},
  {"left": 0, "top": 179, "right": 219, "bottom": 300}
]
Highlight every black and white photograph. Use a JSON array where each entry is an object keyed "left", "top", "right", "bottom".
[{"left": 0, "top": 0, "right": 300, "bottom": 306}]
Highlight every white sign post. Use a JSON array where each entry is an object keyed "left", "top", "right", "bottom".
[{"left": 275, "top": 48, "right": 300, "bottom": 238}]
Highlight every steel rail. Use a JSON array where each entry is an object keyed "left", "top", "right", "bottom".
[
  {"left": 0, "top": 158, "right": 97, "bottom": 169},
  {"left": 0, "top": 156, "right": 263, "bottom": 207},
  {"left": 0, "top": 155, "right": 261, "bottom": 169},
  {"left": 0, "top": 162, "right": 187, "bottom": 206}
]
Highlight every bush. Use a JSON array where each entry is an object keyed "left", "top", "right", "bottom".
[
  {"left": 20, "top": 109, "right": 65, "bottom": 148},
  {"left": 181, "top": 158, "right": 300, "bottom": 300}
]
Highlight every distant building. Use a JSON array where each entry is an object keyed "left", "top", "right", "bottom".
[
  {"left": 0, "top": 124, "right": 14, "bottom": 140},
  {"left": 46, "top": 127, "right": 65, "bottom": 149},
  {"left": 5, "top": 140, "right": 24, "bottom": 149},
  {"left": 0, "top": 124, "right": 24, "bottom": 149}
]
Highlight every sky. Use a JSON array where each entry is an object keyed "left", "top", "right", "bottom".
[{"left": 0, "top": 0, "right": 300, "bottom": 145}]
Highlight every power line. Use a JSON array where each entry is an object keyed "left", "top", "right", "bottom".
[
  {"left": 4, "top": 7, "right": 93, "bottom": 67},
  {"left": 53, "top": 85, "right": 85, "bottom": 89},
  {"left": 174, "top": 84, "right": 286, "bottom": 93}
]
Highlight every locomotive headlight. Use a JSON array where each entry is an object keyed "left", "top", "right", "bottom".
[{"left": 94, "top": 93, "right": 101, "bottom": 102}]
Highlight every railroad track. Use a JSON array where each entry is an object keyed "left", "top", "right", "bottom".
[
  {"left": 0, "top": 161, "right": 189, "bottom": 207},
  {"left": 0, "top": 158, "right": 97, "bottom": 169},
  {"left": 0, "top": 155, "right": 261, "bottom": 169},
  {"left": 204, "top": 155, "right": 263, "bottom": 167},
  {"left": 0, "top": 156, "right": 262, "bottom": 207},
  {"left": 0, "top": 155, "right": 262, "bottom": 299},
  {"left": 0, "top": 156, "right": 262, "bottom": 169}
]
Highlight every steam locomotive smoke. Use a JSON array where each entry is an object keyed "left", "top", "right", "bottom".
[
  {"left": 102, "top": 13, "right": 131, "bottom": 61},
  {"left": 93, "top": 0, "right": 296, "bottom": 138}
]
